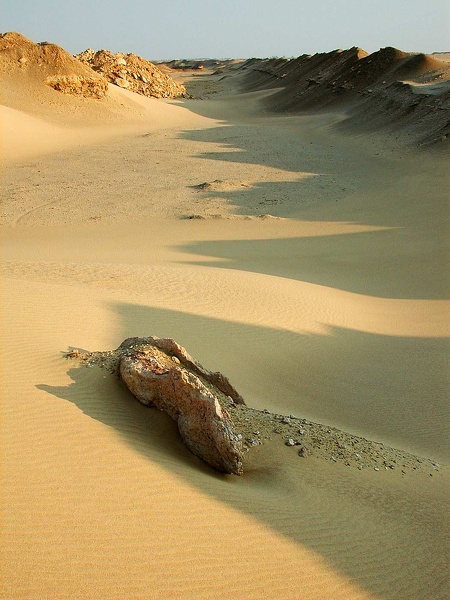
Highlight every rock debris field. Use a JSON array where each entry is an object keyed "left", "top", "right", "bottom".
[{"left": 76, "top": 48, "right": 187, "bottom": 99}]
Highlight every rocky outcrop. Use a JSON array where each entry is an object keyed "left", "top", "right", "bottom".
[
  {"left": 71, "top": 337, "right": 245, "bottom": 474},
  {"left": 45, "top": 74, "right": 108, "bottom": 98},
  {"left": 120, "top": 337, "right": 244, "bottom": 475},
  {"left": 75, "top": 49, "right": 187, "bottom": 99}
]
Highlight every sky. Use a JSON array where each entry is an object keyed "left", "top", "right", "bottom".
[{"left": 2, "top": 0, "right": 449, "bottom": 60}]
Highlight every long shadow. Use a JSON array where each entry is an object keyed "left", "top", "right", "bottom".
[
  {"left": 175, "top": 228, "right": 448, "bottom": 299},
  {"left": 38, "top": 302, "right": 449, "bottom": 598},
  {"left": 176, "top": 118, "right": 449, "bottom": 220},
  {"left": 177, "top": 120, "right": 381, "bottom": 220},
  {"left": 168, "top": 99, "right": 449, "bottom": 303}
]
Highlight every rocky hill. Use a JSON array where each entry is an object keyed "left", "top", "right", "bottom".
[
  {"left": 0, "top": 32, "right": 108, "bottom": 98},
  {"left": 76, "top": 48, "right": 186, "bottom": 99}
]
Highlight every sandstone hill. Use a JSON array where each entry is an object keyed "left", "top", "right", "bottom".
[
  {"left": 0, "top": 32, "right": 108, "bottom": 98},
  {"left": 76, "top": 48, "right": 186, "bottom": 99}
]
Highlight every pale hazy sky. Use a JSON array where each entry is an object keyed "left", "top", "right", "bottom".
[{"left": 3, "top": 0, "right": 449, "bottom": 59}]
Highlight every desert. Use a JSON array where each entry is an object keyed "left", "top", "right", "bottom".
[{"left": 1, "top": 28, "right": 449, "bottom": 600}]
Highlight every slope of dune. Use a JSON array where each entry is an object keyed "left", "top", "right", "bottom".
[
  {"left": 240, "top": 46, "right": 450, "bottom": 145},
  {"left": 0, "top": 32, "right": 214, "bottom": 164}
]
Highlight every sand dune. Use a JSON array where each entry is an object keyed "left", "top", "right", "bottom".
[
  {"left": 240, "top": 46, "right": 450, "bottom": 145},
  {"left": 1, "top": 34, "right": 449, "bottom": 599}
]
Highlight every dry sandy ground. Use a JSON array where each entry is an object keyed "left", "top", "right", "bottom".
[{"left": 1, "top": 68, "right": 449, "bottom": 599}]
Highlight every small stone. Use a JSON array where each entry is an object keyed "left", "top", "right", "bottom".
[
  {"left": 298, "top": 429, "right": 305, "bottom": 435},
  {"left": 289, "top": 414, "right": 296, "bottom": 419},
  {"left": 18, "top": 57, "right": 27, "bottom": 64},
  {"left": 286, "top": 438, "right": 295, "bottom": 446},
  {"left": 114, "top": 77, "right": 130, "bottom": 88},
  {"left": 374, "top": 467, "right": 380, "bottom": 471},
  {"left": 263, "top": 409, "right": 271, "bottom": 414},
  {"left": 253, "top": 431, "right": 260, "bottom": 435},
  {"left": 171, "top": 356, "right": 180, "bottom": 364},
  {"left": 298, "top": 447, "right": 311, "bottom": 458},
  {"left": 281, "top": 417, "right": 291, "bottom": 424}
]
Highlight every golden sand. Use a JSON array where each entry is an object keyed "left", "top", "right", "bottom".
[{"left": 1, "top": 54, "right": 449, "bottom": 599}]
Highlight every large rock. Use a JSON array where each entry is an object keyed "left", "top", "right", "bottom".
[{"left": 118, "top": 337, "right": 244, "bottom": 475}]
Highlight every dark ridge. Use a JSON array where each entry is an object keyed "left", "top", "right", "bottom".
[{"left": 239, "top": 46, "right": 450, "bottom": 146}]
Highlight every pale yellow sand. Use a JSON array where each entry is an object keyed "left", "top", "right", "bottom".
[{"left": 1, "top": 68, "right": 449, "bottom": 599}]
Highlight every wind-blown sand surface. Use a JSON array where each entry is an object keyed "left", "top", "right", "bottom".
[{"left": 1, "top": 44, "right": 449, "bottom": 599}]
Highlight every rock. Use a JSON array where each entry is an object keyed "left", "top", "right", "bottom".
[
  {"left": 75, "top": 48, "right": 187, "bottom": 99},
  {"left": 246, "top": 438, "right": 259, "bottom": 447},
  {"left": 114, "top": 77, "right": 130, "bottom": 88},
  {"left": 45, "top": 75, "right": 108, "bottom": 98},
  {"left": 118, "top": 337, "right": 244, "bottom": 475},
  {"left": 298, "top": 446, "right": 311, "bottom": 458},
  {"left": 286, "top": 438, "right": 295, "bottom": 446}
]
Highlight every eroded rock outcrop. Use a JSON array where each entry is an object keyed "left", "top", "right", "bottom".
[
  {"left": 45, "top": 74, "right": 108, "bottom": 98},
  {"left": 75, "top": 49, "right": 187, "bottom": 99},
  {"left": 71, "top": 337, "right": 245, "bottom": 475}
]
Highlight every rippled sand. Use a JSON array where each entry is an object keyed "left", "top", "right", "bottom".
[{"left": 1, "top": 65, "right": 449, "bottom": 599}]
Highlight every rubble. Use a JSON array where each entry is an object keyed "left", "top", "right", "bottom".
[
  {"left": 75, "top": 48, "right": 187, "bottom": 99},
  {"left": 45, "top": 74, "right": 108, "bottom": 98}
]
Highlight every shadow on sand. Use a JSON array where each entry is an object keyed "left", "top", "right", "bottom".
[
  {"left": 39, "top": 301, "right": 448, "bottom": 599},
  {"left": 168, "top": 87, "right": 449, "bottom": 302}
]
